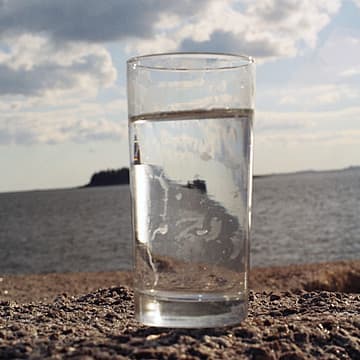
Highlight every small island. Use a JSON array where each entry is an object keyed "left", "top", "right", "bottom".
[{"left": 83, "top": 168, "right": 130, "bottom": 188}]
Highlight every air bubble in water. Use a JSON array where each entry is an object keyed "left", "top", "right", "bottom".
[
  {"left": 151, "top": 223, "right": 168, "bottom": 241},
  {"left": 159, "top": 223, "right": 168, "bottom": 235}
]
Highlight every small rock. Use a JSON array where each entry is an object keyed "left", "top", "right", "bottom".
[
  {"left": 146, "top": 334, "right": 161, "bottom": 341},
  {"left": 246, "top": 346, "right": 275, "bottom": 360},
  {"left": 263, "top": 319, "right": 272, "bottom": 326},
  {"left": 293, "top": 332, "right": 308, "bottom": 344},
  {"left": 270, "top": 294, "right": 281, "bottom": 301},
  {"left": 279, "top": 351, "right": 305, "bottom": 360},
  {"left": 282, "top": 308, "right": 297, "bottom": 316},
  {"left": 233, "top": 328, "right": 255, "bottom": 339},
  {"left": 213, "top": 337, "right": 231, "bottom": 348}
]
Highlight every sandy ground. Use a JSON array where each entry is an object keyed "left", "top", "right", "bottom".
[
  {"left": 1, "top": 286, "right": 359, "bottom": 359},
  {"left": 1, "top": 260, "right": 359, "bottom": 303},
  {"left": 0, "top": 261, "right": 359, "bottom": 359}
]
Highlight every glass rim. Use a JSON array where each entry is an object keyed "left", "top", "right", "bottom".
[{"left": 127, "top": 52, "right": 255, "bottom": 71}]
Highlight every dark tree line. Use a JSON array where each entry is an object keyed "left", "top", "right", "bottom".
[{"left": 84, "top": 168, "right": 129, "bottom": 187}]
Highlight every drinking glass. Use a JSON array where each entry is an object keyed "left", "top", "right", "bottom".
[{"left": 127, "top": 52, "right": 255, "bottom": 327}]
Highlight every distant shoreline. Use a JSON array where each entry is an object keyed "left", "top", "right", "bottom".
[
  {"left": 0, "top": 165, "right": 359, "bottom": 194},
  {"left": 254, "top": 165, "right": 360, "bottom": 179},
  {"left": 82, "top": 165, "right": 360, "bottom": 187}
]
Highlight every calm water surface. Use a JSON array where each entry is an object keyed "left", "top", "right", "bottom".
[{"left": 0, "top": 168, "right": 359, "bottom": 274}]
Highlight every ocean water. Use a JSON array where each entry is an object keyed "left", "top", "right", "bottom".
[{"left": 0, "top": 168, "right": 359, "bottom": 275}]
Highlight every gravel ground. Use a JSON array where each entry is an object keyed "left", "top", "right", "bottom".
[
  {"left": 1, "top": 286, "right": 359, "bottom": 359},
  {"left": 1, "top": 261, "right": 359, "bottom": 304}
]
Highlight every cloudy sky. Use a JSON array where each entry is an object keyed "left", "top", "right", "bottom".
[{"left": 0, "top": 0, "right": 359, "bottom": 192}]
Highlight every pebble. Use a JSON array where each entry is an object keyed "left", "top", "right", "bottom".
[{"left": 269, "top": 294, "right": 281, "bottom": 301}]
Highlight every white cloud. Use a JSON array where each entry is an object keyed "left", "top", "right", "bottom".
[
  {"left": 129, "top": 0, "right": 341, "bottom": 62},
  {"left": 0, "top": 0, "right": 345, "bottom": 98},
  {"left": 340, "top": 65, "right": 360, "bottom": 77},
  {"left": 0, "top": 100, "right": 128, "bottom": 145},
  {"left": 246, "top": 0, "right": 341, "bottom": 48},
  {"left": 0, "top": 34, "right": 116, "bottom": 97},
  {"left": 255, "top": 106, "right": 360, "bottom": 144},
  {"left": 0, "top": 0, "right": 357, "bottom": 155},
  {"left": 0, "top": 1, "right": 213, "bottom": 98},
  {"left": 258, "top": 128, "right": 360, "bottom": 146},
  {"left": 315, "top": 33, "right": 360, "bottom": 81},
  {"left": 278, "top": 84, "right": 359, "bottom": 106},
  {"left": 0, "top": 0, "right": 209, "bottom": 42},
  {"left": 0, "top": 0, "right": 341, "bottom": 57}
]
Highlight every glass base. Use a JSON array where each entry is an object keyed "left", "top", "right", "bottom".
[{"left": 135, "top": 290, "right": 248, "bottom": 328}]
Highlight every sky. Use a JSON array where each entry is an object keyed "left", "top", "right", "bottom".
[{"left": 0, "top": 0, "right": 359, "bottom": 192}]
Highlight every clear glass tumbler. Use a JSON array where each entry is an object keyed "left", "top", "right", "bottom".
[{"left": 127, "top": 52, "right": 255, "bottom": 328}]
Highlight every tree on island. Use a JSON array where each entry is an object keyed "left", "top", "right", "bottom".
[{"left": 84, "top": 168, "right": 129, "bottom": 187}]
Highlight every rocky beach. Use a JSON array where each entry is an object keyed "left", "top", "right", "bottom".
[{"left": 1, "top": 260, "right": 359, "bottom": 359}]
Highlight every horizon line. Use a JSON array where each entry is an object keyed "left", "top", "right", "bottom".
[{"left": 0, "top": 164, "right": 359, "bottom": 195}]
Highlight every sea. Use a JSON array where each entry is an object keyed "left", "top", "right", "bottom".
[{"left": 0, "top": 168, "right": 359, "bottom": 275}]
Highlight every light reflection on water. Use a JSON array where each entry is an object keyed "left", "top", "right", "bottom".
[{"left": 252, "top": 168, "right": 360, "bottom": 266}]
